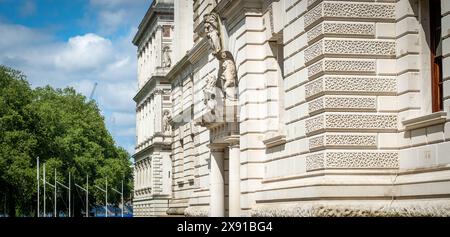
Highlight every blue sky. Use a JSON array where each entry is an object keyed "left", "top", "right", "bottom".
[{"left": 0, "top": 0, "right": 153, "bottom": 156}]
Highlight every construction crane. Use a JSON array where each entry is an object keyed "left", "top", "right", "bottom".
[{"left": 89, "top": 82, "right": 98, "bottom": 100}]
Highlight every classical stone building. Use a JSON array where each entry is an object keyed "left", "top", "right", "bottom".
[
  {"left": 133, "top": 0, "right": 450, "bottom": 217},
  {"left": 132, "top": 0, "right": 174, "bottom": 217}
]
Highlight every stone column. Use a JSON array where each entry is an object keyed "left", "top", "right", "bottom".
[
  {"left": 209, "top": 146, "right": 224, "bottom": 217},
  {"left": 156, "top": 26, "right": 162, "bottom": 68},
  {"left": 134, "top": 166, "right": 137, "bottom": 190},
  {"left": 145, "top": 160, "right": 149, "bottom": 188},
  {"left": 154, "top": 91, "right": 163, "bottom": 133},
  {"left": 228, "top": 142, "right": 240, "bottom": 217}
]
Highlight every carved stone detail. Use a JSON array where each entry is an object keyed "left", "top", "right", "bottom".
[
  {"left": 305, "top": 115, "right": 325, "bottom": 134},
  {"left": 184, "top": 206, "right": 209, "bottom": 217},
  {"left": 305, "top": 2, "right": 395, "bottom": 28},
  {"left": 308, "top": 22, "right": 375, "bottom": 43},
  {"left": 307, "top": 23, "right": 324, "bottom": 43},
  {"left": 324, "top": 134, "right": 377, "bottom": 148},
  {"left": 308, "top": 59, "right": 376, "bottom": 78},
  {"left": 323, "top": 39, "right": 395, "bottom": 57},
  {"left": 305, "top": 76, "right": 397, "bottom": 99},
  {"left": 162, "top": 46, "right": 171, "bottom": 68},
  {"left": 305, "top": 78, "right": 324, "bottom": 99},
  {"left": 306, "top": 151, "right": 399, "bottom": 171},
  {"left": 251, "top": 201, "right": 450, "bottom": 217},
  {"left": 162, "top": 110, "right": 172, "bottom": 133},
  {"left": 306, "top": 114, "right": 397, "bottom": 134},
  {"left": 305, "top": 152, "right": 325, "bottom": 170},
  {"left": 308, "top": 135, "right": 325, "bottom": 150},
  {"left": 304, "top": 3, "right": 323, "bottom": 28},
  {"left": 323, "top": 2, "right": 395, "bottom": 20},
  {"left": 218, "top": 51, "right": 238, "bottom": 101},
  {"left": 308, "top": 96, "right": 377, "bottom": 114},
  {"left": 200, "top": 12, "right": 238, "bottom": 126},
  {"left": 305, "top": 39, "right": 395, "bottom": 63},
  {"left": 304, "top": 40, "right": 323, "bottom": 62},
  {"left": 204, "top": 13, "right": 222, "bottom": 56},
  {"left": 203, "top": 74, "right": 220, "bottom": 122},
  {"left": 309, "top": 134, "right": 377, "bottom": 150}
]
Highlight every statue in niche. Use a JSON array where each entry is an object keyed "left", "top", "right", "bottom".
[
  {"left": 203, "top": 74, "right": 218, "bottom": 115},
  {"left": 204, "top": 13, "right": 222, "bottom": 56},
  {"left": 162, "top": 46, "right": 171, "bottom": 68},
  {"left": 218, "top": 51, "right": 237, "bottom": 99},
  {"left": 162, "top": 110, "right": 171, "bottom": 133}
]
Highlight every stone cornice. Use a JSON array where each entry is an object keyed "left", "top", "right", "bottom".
[
  {"left": 166, "top": 38, "right": 210, "bottom": 83},
  {"left": 214, "top": 0, "right": 264, "bottom": 26},
  {"left": 187, "top": 37, "right": 210, "bottom": 65},
  {"left": 134, "top": 68, "right": 171, "bottom": 103},
  {"left": 133, "top": 1, "right": 174, "bottom": 46},
  {"left": 166, "top": 54, "right": 190, "bottom": 83},
  {"left": 133, "top": 133, "right": 172, "bottom": 158}
]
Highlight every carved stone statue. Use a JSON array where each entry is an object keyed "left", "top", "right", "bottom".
[
  {"left": 203, "top": 74, "right": 218, "bottom": 115},
  {"left": 200, "top": 12, "right": 238, "bottom": 125},
  {"left": 218, "top": 51, "right": 237, "bottom": 100},
  {"left": 219, "top": 52, "right": 237, "bottom": 89},
  {"left": 162, "top": 110, "right": 171, "bottom": 132},
  {"left": 162, "top": 46, "right": 171, "bottom": 68},
  {"left": 204, "top": 13, "right": 222, "bottom": 56}
]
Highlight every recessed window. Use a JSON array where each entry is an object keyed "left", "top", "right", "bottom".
[{"left": 430, "top": 0, "right": 443, "bottom": 112}]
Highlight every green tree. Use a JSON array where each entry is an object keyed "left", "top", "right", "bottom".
[{"left": 0, "top": 65, "right": 133, "bottom": 217}]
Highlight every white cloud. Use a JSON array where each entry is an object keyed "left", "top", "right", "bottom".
[{"left": 54, "top": 33, "right": 114, "bottom": 71}]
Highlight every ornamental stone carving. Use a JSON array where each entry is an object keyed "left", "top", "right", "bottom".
[
  {"left": 308, "top": 59, "right": 376, "bottom": 78},
  {"left": 307, "top": 22, "right": 375, "bottom": 43},
  {"left": 162, "top": 46, "right": 171, "bottom": 68},
  {"left": 184, "top": 206, "right": 209, "bottom": 217},
  {"left": 162, "top": 110, "right": 172, "bottom": 133},
  {"left": 218, "top": 51, "right": 238, "bottom": 101},
  {"left": 200, "top": 12, "right": 238, "bottom": 126},
  {"left": 309, "top": 134, "right": 377, "bottom": 150},
  {"left": 304, "top": 2, "right": 395, "bottom": 28},
  {"left": 308, "top": 96, "right": 377, "bottom": 114},
  {"left": 203, "top": 74, "right": 219, "bottom": 116},
  {"left": 305, "top": 76, "right": 397, "bottom": 99},
  {"left": 322, "top": 39, "right": 395, "bottom": 57},
  {"left": 305, "top": 113, "right": 397, "bottom": 134},
  {"left": 204, "top": 13, "right": 222, "bottom": 56},
  {"left": 251, "top": 201, "right": 450, "bottom": 217},
  {"left": 306, "top": 151, "right": 399, "bottom": 171},
  {"left": 305, "top": 39, "right": 395, "bottom": 63}
]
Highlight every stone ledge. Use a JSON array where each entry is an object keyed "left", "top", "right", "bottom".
[
  {"left": 263, "top": 133, "right": 287, "bottom": 148},
  {"left": 402, "top": 111, "right": 447, "bottom": 130},
  {"left": 251, "top": 201, "right": 450, "bottom": 217}
]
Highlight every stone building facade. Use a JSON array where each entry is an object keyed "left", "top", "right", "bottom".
[{"left": 133, "top": 0, "right": 450, "bottom": 217}]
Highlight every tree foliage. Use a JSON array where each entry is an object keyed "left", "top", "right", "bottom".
[{"left": 0, "top": 65, "right": 133, "bottom": 217}]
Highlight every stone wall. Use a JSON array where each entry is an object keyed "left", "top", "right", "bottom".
[{"left": 134, "top": 0, "right": 450, "bottom": 217}]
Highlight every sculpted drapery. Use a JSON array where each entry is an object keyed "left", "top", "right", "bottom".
[{"left": 202, "top": 12, "right": 238, "bottom": 118}]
